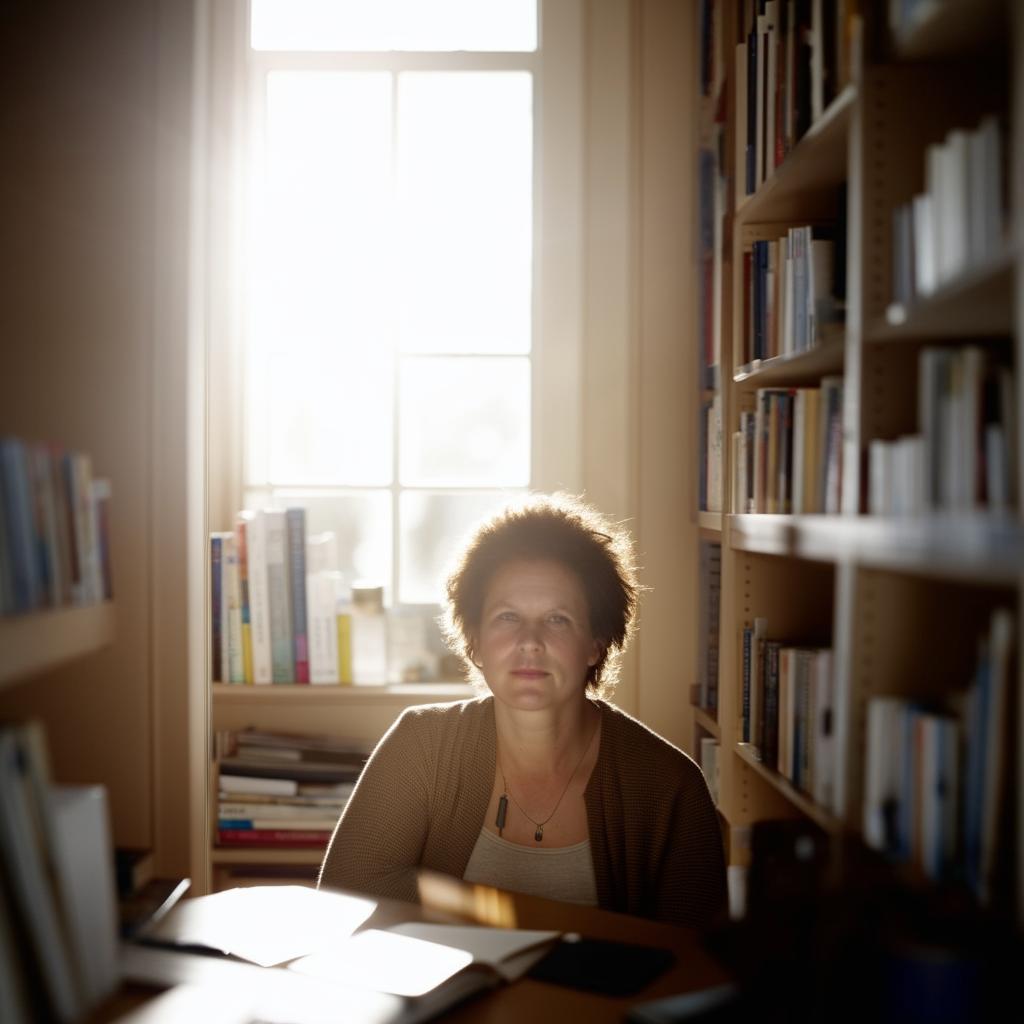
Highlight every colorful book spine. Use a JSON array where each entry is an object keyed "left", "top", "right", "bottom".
[
  {"left": 286, "top": 508, "right": 309, "bottom": 683},
  {"left": 236, "top": 518, "right": 254, "bottom": 683}
]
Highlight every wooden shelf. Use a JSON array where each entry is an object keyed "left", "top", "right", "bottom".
[
  {"left": 0, "top": 602, "right": 115, "bottom": 690},
  {"left": 734, "top": 743, "right": 841, "bottom": 834},
  {"left": 697, "top": 511, "right": 722, "bottom": 534},
  {"left": 892, "top": 0, "right": 1009, "bottom": 61},
  {"left": 868, "top": 247, "right": 1015, "bottom": 342},
  {"left": 734, "top": 337, "right": 845, "bottom": 386},
  {"left": 692, "top": 703, "right": 720, "bottom": 739},
  {"left": 728, "top": 513, "right": 1024, "bottom": 584},
  {"left": 735, "top": 85, "right": 855, "bottom": 226},
  {"left": 211, "top": 681, "right": 475, "bottom": 704},
  {"left": 211, "top": 846, "right": 325, "bottom": 866}
]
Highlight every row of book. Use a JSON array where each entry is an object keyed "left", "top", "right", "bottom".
[
  {"left": 732, "top": 377, "right": 844, "bottom": 514},
  {"left": 0, "top": 437, "right": 112, "bottom": 618},
  {"left": 212, "top": 510, "right": 401, "bottom": 684},
  {"left": 0, "top": 721, "right": 120, "bottom": 1023},
  {"left": 740, "top": 224, "right": 844, "bottom": 368},
  {"left": 696, "top": 541, "right": 722, "bottom": 713},
  {"left": 739, "top": 620, "right": 836, "bottom": 808},
  {"left": 889, "top": 115, "right": 1005, "bottom": 318},
  {"left": 215, "top": 728, "right": 368, "bottom": 848},
  {"left": 736, "top": 0, "right": 859, "bottom": 201},
  {"left": 863, "top": 608, "right": 1014, "bottom": 903},
  {"left": 869, "top": 348, "right": 1015, "bottom": 515}
]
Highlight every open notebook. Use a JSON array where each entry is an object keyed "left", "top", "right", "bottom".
[{"left": 127, "top": 887, "right": 562, "bottom": 1023}]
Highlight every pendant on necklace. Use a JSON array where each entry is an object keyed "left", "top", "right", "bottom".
[
  {"left": 534, "top": 826, "right": 544, "bottom": 842},
  {"left": 495, "top": 795, "right": 508, "bottom": 831}
]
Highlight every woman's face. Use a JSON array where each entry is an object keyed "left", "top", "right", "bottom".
[{"left": 474, "top": 558, "right": 601, "bottom": 713}]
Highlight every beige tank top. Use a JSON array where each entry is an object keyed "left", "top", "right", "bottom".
[{"left": 462, "top": 826, "right": 598, "bottom": 906}]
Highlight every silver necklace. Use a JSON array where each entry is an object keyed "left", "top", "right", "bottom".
[{"left": 494, "top": 719, "right": 598, "bottom": 843}]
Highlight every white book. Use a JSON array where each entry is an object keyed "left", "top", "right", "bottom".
[
  {"left": 941, "top": 129, "right": 971, "bottom": 283},
  {"left": 925, "top": 142, "right": 949, "bottom": 286},
  {"left": 242, "top": 511, "right": 273, "bottom": 684},
  {"left": 0, "top": 728, "right": 83, "bottom": 1022},
  {"left": 218, "top": 774, "right": 299, "bottom": 797},
  {"left": 864, "top": 697, "right": 907, "bottom": 851},
  {"left": 912, "top": 192, "right": 937, "bottom": 297},
  {"left": 47, "top": 785, "right": 120, "bottom": 1010},
  {"left": 306, "top": 570, "right": 341, "bottom": 685},
  {"left": 868, "top": 439, "right": 890, "bottom": 516}
]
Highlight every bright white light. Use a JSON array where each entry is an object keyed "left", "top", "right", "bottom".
[
  {"left": 251, "top": 0, "right": 537, "bottom": 52},
  {"left": 397, "top": 73, "right": 532, "bottom": 355}
]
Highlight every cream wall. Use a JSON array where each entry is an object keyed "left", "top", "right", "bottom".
[
  {"left": 581, "top": 0, "right": 699, "bottom": 751},
  {"left": 0, "top": 0, "right": 206, "bottom": 884}
]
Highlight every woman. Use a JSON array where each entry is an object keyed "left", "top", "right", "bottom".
[{"left": 319, "top": 494, "right": 727, "bottom": 929}]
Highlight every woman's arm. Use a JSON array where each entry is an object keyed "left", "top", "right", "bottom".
[
  {"left": 654, "top": 765, "right": 729, "bottom": 929},
  {"left": 317, "top": 707, "right": 434, "bottom": 903}
]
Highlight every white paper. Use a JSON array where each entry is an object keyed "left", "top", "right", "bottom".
[{"left": 144, "top": 885, "right": 376, "bottom": 967}]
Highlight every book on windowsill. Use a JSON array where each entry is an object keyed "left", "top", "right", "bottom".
[{"left": 216, "top": 828, "right": 332, "bottom": 846}]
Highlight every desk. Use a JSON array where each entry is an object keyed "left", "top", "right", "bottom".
[
  {"left": 363, "top": 888, "right": 732, "bottom": 1023},
  {"left": 104, "top": 884, "right": 732, "bottom": 1023}
]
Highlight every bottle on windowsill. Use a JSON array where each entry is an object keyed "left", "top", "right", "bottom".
[{"left": 350, "top": 581, "right": 388, "bottom": 685}]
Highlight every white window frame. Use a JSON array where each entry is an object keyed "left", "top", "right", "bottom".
[{"left": 206, "top": 0, "right": 585, "bottom": 604}]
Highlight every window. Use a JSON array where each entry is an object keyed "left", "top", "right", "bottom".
[{"left": 241, "top": 1, "right": 544, "bottom": 608}]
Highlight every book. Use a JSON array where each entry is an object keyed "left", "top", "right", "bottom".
[
  {"left": 216, "top": 828, "right": 332, "bottom": 845},
  {"left": 286, "top": 507, "right": 310, "bottom": 683},
  {"left": 264, "top": 509, "right": 294, "bottom": 682},
  {"left": 46, "top": 785, "right": 120, "bottom": 1008},
  {"left": 0, "top": 724, "right": 83, "bottom": 1022}
]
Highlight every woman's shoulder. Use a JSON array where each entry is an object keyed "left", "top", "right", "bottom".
[
  {"left": 594, "top": 700, "right": 703, "bottom": 784},
  {"left": 393, "top": 694, "right": 494, "bottom": 741}
]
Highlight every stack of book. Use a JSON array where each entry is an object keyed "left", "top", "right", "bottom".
[
  {"left": 889, "top": 115, "right": 1005, "bottom": 318},
  {"left": 0, "top": 436, "right": 112, "bottom": 617},
  {"left": 211, "top": 510, "right": 353, "bottom": 684},
  {"left": 863, "top": 607, "right": 1014, "bottom": 901},
  {"left": 740, "top": 222, "right": 845, "bottom": 368},
  {"left": 869, "top": 347, "right": 1015, "bottom": 515},
  {"left": 0, "top": 720, "right": 121, "bottom": 1022},
  {"left": 215, "top": 729, "right": 369, "bottom": 849},
  {"left": 733, "top": 377, "right": 844, "bottom": 514},
  {"left": 736, "top": 0, "right": 860, "bottom": 199},
  {"left": 740, "top": 618, "right": 835, "bottom": 810}
]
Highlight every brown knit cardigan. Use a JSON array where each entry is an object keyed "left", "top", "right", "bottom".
[{"left": 318, "top": 696, "right": 727, "bottom": 929}]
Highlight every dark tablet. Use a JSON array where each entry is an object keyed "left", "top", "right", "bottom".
[{"left": 526, "top": 933, "right": 676, "bottom": 997}]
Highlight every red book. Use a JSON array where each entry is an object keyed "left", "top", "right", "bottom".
[{"left": 217, "top": 829, "right": 330, "bottom": 846}]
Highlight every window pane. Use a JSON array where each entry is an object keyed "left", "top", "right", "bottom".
[
  {"left": 246, "top": 488, "right": 393, "bottom": 600},
  {"left": 399, "top": 490, "right": 523, "bottom": 604},
  {"left": 251, "top": 0, "right": 537, "bottom": 52},
  {"left": 399, "top": 357, "right": 530, "bottom": 486},
  {"left": 262, "top": 351, "right": 393, "bottom": 486},
  {"left": 253, "top": 72, "right": 393, "bottom": 352},
  {"left": 397, "top": 73, "right": 532, "bottom": 355}
]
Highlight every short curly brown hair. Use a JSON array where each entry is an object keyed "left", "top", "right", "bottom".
[{"left": 441, "top": 493, "right": 639, "bottom": 696}]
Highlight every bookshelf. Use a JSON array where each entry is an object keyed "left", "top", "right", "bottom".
[
  {"left": 0, "top": 603, "right": 115, "bottom": 691},
  {"left": 696, "top": 0, "right": 1022, "bottom": 952},
  {"left": 209, "top": 680, "right": 474, "bottom": 889}
]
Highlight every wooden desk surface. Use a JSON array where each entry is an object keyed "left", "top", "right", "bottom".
[
  {"left": 363, "top": 886, "right": 733, "bottom": 1022},
  {"left": 104, "top": 883, "right": 733, "bottom": 1023}
]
